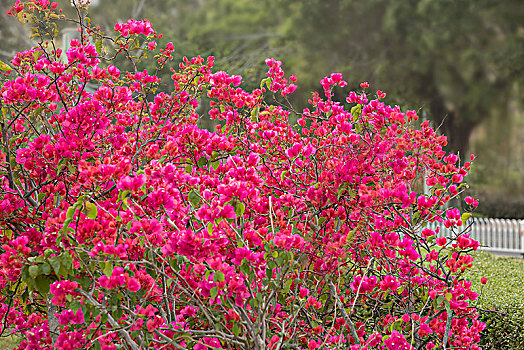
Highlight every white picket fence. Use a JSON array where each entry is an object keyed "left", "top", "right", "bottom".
[{"left": 425, "top": 218, "right": 524, "bottom": 256}]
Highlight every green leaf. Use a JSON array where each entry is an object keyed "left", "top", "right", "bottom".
[
  {"left": 40, "top": 263, "right": 52, "bottom": 275},
  {"left": 436, "top": 295, "right": 445, "bottom": 307},
  {"left": 119, "top": 190, "right": 130, "bottom": 201},
  {"left": 86, "top": 202, "right": 98, "bottom": 220},
  {"left": 213, "top": 271, "right": 225, "bottom": 283},
  {"left": 351, "top": 104, "right": 362, "bottom": 121},
  {"left": 445, "top": 292, "right": 453, "bottom": 301},
  {"left": 0, "top": 60, "right": 11, "bottom": 72},
  {"left": 461, "top": 212, "right": 472, "bottom": 224},
  {"left": 197, "top": 156, "right": 207, "bottom": 168},
  {"left": 35, "top": 276, "right": 51, "bottom": 295},
  {"left": 28, "top": 265, "right": 39, "bottom": 278},
  {"left": 70, "top": 301, "right": 81, "bottom": 312},
  {"left": 95, "top": 39, "right": 103, "bottom": 55},
  {"left": 104, "top": 261, "right": 114, "bottom": 277},
  {"left": 232, "top": 322, "right": 240, "bottom": 336},
  {"left": 265, "top": 78, "right": 273, "bottom": 89},
  {"left": 38, "top": 192, "right": 46, "bottom": 202},
  {"left": 283, "top": 279, "right": 292, "bottom": 293},
  {"left": 113, "top": 308, "right": 123, "bottom": 321},
  {"left": 260, "top": 78, "right": 268, "bottom": 89},
  {"left": 33, "top": 49, "right": 43, "bottom": 60},
  {"left": 234, "top": 201, "right": 246, "bottom": 218},
  {"left": 266, "top": 267, "right": 273, "bottom": 279},
  {"left": 57, "top": 159, "right": 67, "bottom": 174},
  {"left": 240, "top": 260, "right": 250, "bottom": 275},
  {"left": 211, "top": 160, "right": 220, "bottom": 171},
  {"left": 78, "top": 276, "right": 91, "bottom": 290},
  {"left": 58, "top": 252, "right": 73, "bottom": 277},
  {"left": 49, "top": 257, "right": 61, "bottom": 276},
  {"left": 66, "top": 162, "right": 76, "bottom": 174},
  {"left": 188, "top": 190, "right": 201, "bottom": 207},
  {"left": 210, "top": 287, "right": 218, "bottom": 298}
]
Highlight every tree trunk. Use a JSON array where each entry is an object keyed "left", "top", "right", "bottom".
[
  {"left": 429, "top": 99, "right": 477, "bottom": 156},
  {"left": 443, "top": 114, "right": 475, "bottom": 156}
]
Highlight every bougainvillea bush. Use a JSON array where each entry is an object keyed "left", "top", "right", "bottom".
[{"left": 0, "top": 1, "right": 484, "bottom": 349}]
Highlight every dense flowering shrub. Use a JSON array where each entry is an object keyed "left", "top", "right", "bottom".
[{"left": 0, "top": 1, "right": 483, "bottom": 349}]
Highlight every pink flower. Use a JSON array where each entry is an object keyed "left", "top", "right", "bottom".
[
  {"left": 57, "top": 308, "right": 84, "bottom": 325},
  {"left": 220, "top": 204, "right": 236, "bottom": 219},
  {"left": 299, "top": 287, "right": 310, "bottom": 298},
  {"left": 437, "top": 237, "right": 447, "bottom": 246},
  {"left": 379, "top": 275, "right": 399, "bottom": 292},
  {"left": 127, "top": 277, "right": 141, "bottom": 292},
  {"left": 50, "top": 280, "right": 80, "bottom": 306},
  {"left": 465, "top": 196, "right": 479, "bottom": 207},
  {"left": 117, "top": 174, "right": 146, "bottom": 192},
  {"left": 308, "top": 340, "right": 319, "bottom": 350},
  {"left": 452, "top": 173, "right": 464, "bottom": 183}
]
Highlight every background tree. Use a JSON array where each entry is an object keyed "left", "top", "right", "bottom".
[{"left": 280, "top": 0, "right": 524, "bottom": 154}]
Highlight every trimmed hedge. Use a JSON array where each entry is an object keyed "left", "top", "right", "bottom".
[{"left": 466, "top": 251, "right": 524, "bottom": 349}]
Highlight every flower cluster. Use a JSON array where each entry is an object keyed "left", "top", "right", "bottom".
[{"left": 114, "top": 19, "right": 155, "bottom": 37}]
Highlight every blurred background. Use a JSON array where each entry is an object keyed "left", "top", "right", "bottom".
[{"left": 1, "top": 0, "right": 523, "bottom": 218}]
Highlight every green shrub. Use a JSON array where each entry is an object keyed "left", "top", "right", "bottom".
[{"left": 466, "top": 251, "right": 524, "bottom": 349}]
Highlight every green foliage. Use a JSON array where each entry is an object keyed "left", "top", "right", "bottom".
[{"left": 466, "top": 251, "right": 524, "bottom": 349}]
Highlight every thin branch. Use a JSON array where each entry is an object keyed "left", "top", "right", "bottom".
[{"left": 327, "top": 280, "right": 361, "bottom": 346}]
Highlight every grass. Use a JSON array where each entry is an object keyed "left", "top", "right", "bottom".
[{"left": 0, "top": 336, "right": 19, "bottom": 350}]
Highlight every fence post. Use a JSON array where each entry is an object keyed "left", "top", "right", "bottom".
[
  {"left": 488, "top": 218, "right": 495, "bottom": 249},
  {"left": 479, "top": 218, "right": 486, "bottom": 249},
  {"left": 509, "top": 219, "right": 515, "bottom": 251}
]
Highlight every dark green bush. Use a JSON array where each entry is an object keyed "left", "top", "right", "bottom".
[
  {"left": 472, "top": 192, "right": 524, "bottom": 219},
  {"left": 466, "top": 251, "right": 524, "bottom": 349}
]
